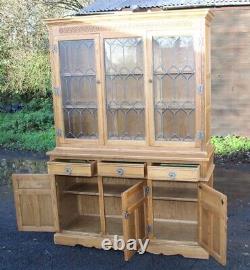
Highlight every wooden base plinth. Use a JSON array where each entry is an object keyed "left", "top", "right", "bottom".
[{"left": 54, "top": 232, "right": 209, "bottom": 260}]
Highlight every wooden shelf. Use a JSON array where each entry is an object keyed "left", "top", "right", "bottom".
[
  {"left": 63, "top": 215, "right": 100, "bottom": 234},
  {"left": 153, "top": 187, "right": 197, "bottom": 202},
  {"left": 61, "top": 73, "right": 96, "bottom": 77},
  {"left": 107, "top": 105, "right": 145, "bottom": 110},
  {"left": 64, "top": 105, "right": 97, "bottom": 109},
  {"left": 153, "top": 219, "right": 198, "bottom": 242},
  {"left": 154, "top": 71, "right": 195, "bottom": 76},
  {"left": 64, "top": 183, "right": 99, "bottom": 196},
  {"left": 103, "top": 184, "right": 131, "bottom": 197},
  {"left": 105, "top": 73, "right": 143, "bottom": 77},
  {"left": 63, "top": 183, "right": 132, "bottom": 198},
  {"left": 63, "top": 215, "right": 123, "bottom": 236},
  {"left": 154, "top": 104, "right": 195, "bottom": 110}
]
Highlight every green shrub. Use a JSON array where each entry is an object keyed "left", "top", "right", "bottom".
[
  {"left": 0, "top": 98, "right": 55, "bottom": 151},
  {"left": 211, "top": 136, "right": 250, "bottom": 155},
  {"left": 0, "top": 99, "right": 53, "bottom": 132},
  {"left": 0, "top": 128, "right": 55, "bottom": 152},
  {"left": 1, "top": 51, "right": 52, "bottom": 102}
]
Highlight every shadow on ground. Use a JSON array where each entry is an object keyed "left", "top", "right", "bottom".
[{"left": 0, "top": 150, "right": 249, "bottom": 270}]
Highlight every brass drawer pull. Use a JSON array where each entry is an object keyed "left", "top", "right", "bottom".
[
  {"left": 116, "top": 168, "right": 124, "bottom": 176},
  {"left": 64, "top": 167, "right": 72, "bottom": 175},
  {"left": 168, "top": 171, "right": 176, "bottom": 179}
]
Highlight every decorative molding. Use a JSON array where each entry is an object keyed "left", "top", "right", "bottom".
[
  {"left": 59, "top": 25, "right": 105, "bottom": 34},
  {"left": 58, "top": 20, "right": 194, "bottom": 35}
]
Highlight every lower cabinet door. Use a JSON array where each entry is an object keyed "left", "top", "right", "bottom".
[
  {"left": 198, "top": 183, "right": 227, "bottom": 265},
  {"left": 121, "top": 181, "right": 148, "bottom": 261},
  {"left": 12, "top": 174, "right": 59, "bottom": 232}
]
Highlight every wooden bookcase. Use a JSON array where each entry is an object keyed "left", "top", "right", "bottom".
[{"left": 12, "top": 9, "right": 227, "bottom": 265}]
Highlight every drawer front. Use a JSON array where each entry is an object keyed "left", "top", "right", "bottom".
[
  {"left": 148, "top": 165, "right": 200, "bottom": 182},
  {"left": 98, "top": 162, "right": 145, "bottom": 178},
  {"left": 47, "top": 161, "right": 96, "bottom": 177}
]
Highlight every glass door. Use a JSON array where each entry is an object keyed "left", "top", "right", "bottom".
[
  {"left": 147, "top": 31, "right": 201, "bottom": 146},
  {"left": 103, "top": 36, "right": 146, "bottom": 144},
  {"left": 55, "top": 35, "right": 103, "bottom": 145}
]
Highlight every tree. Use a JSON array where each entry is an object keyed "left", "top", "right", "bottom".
[
  {"left": 44, "top": 0, "right": 92, "bottom": 12},
  {"left": 0, "top": 0, "right": 92, "bottom": 101}
]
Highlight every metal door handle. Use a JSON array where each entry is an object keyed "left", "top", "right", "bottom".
[
  {"left": 65, "top": 167, "right": 72, "bottom": 175},
  {"left": 116, "top": 168, "right": 124, "bottom": 176},
  {"left": 168, "top": 171, "right": 176, "bottom": 179}
]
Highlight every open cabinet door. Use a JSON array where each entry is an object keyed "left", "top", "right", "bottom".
[
  {"left": 121, "top": 181, "right": 148, "bottom": 261},
  {"left": 12, "top": 174, "right": 59, "bottom": 232},
  {"left": 198, "top": 183, "right": 227, "bottom": 265}
]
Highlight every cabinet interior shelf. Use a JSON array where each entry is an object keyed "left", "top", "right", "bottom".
[
  {"left": 61, "top": 73, "right": 96, "bottom": 77},
  {"left": 63, "top": 183, "right": 131, "bottom": 197},
  {"left": 63, "top": 215, "right": 123, "bottom": 236},
  {"left": 107, "top": 105, "right": 145, "bottom": 110},
  {"left": 103, "top": 184, "right": 131, "bottom": 197},
  {"left": 63, "top": 183, "right": 99, "bottom": 196},
  {"left": 154, "top": 104, "right": 195, "bottom": 110},
  {"left": 153, "top": 187, "right": 197, "bottom": 202},
  {"left": 64, "top": 105, "right": 97, "bottom": 109},
  {"left": 63, "top": 215, "right": 100, "bottom": 234},
  {"left": 154, "top": 106, "right": 195, "bottom": 110},
  {"left": 154, "top": 71, "right": 195, "bottom": 76},
  {"left": 105, "top": 73, "right": 143, "bottom": 77},
  {"left": 64, "top": 183, "right": 197, "bottom": 202}
]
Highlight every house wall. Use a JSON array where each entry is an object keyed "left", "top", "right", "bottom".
[{"left": 211, "top": 7, "right": 250, "bottom": 136}]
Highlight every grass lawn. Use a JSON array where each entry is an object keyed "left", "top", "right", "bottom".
[{"left": 0, "top": 99, "right": 249, "bottom": 155}]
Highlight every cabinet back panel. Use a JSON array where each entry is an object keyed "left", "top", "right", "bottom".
[
  {"left": 59, "top": 194, "right": 79, "bottom": 228},
  {"left": 78, "top": 195, "right": 99, "bottom": 216},
  {"left": 154, "top": 221, "right": 197, "bottom": 242},
  {"left": 153, "top": 181, "right": 197, "bottom": 189},
  {"left": 104, "top": 197, "right": 122, "bottom": 216},
  {"left": 103, "top": 177, "right": 141, "bottom": 186},
  {"left": 152, "top": 181, "right": 198, "bottom": 201},
  {"left": 106, "top": 217, "right": 123, "bottom": 236},
  {"left": 153, "top": 200, "right": 197, "bottom": 221},
  {"left": 56, "top": 176, "right": 98, "bottom": 188},
  {"left": 104, "top": 197, "right": 123, "bottom": 235}
]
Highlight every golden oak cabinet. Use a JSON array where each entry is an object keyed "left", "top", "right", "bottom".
[{"left": 12, "top": 9, "right": 227, "bottom": 265}]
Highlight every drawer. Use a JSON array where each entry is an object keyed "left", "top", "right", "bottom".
[
  {"left": 148, "top": 164, "right": 200, "bottom": 182},
  {"left": 98, "top": 162, "right": 145, "bottom": 178},
  {"left": 47, "top": 160, "right": 96, "bottom": 177}
]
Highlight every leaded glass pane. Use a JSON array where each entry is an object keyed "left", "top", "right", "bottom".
[
  {"left": 153, "top": 36, "right": 196, "bottom": 141},
  {"left": 59, "top": 39, "right": 98, "bottom": 139},
  {"left": 104, "top": 38, "right": 145, "bottom": 140}
]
